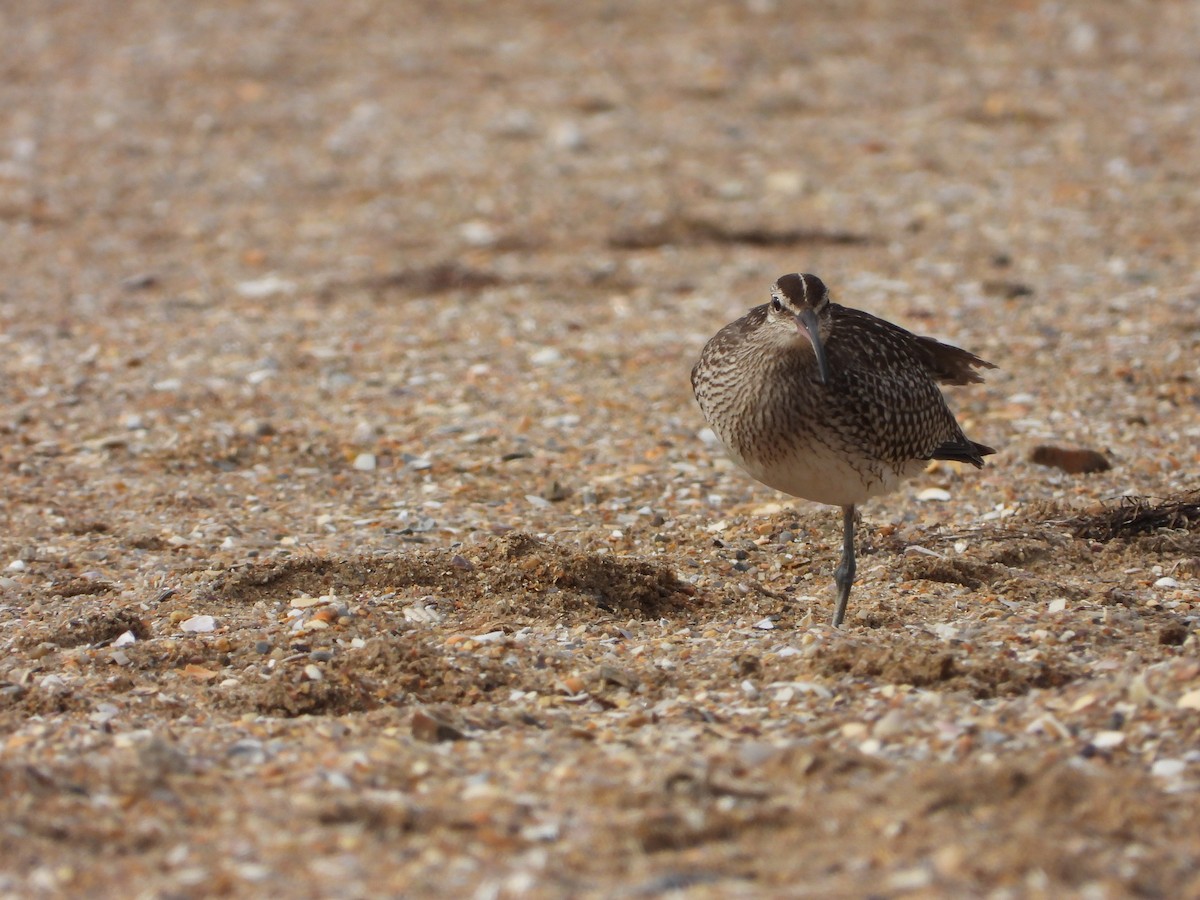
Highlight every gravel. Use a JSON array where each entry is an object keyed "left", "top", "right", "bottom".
[{"left": 2, "top": 1, "right": 1199, "bottom": 897}]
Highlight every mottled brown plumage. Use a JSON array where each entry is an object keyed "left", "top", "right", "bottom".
[{"left": 692, "top": 273, "right": 996, "bottom": 626}]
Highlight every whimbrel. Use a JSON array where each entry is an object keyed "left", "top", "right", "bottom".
[{"left": 691, "top": 273, "right": 996, "bottom": 626}]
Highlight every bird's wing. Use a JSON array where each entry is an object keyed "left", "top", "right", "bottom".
[{"left": 832, "top": 306, "right": 996, "bottom": 385}]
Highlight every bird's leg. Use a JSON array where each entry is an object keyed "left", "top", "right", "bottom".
[{"left": 832, "top": 505, "right": 856, "bottom": 627}]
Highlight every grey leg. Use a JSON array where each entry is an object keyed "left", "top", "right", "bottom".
[{"left": 832, "top": 505, "right": 856, "bottom": 627}]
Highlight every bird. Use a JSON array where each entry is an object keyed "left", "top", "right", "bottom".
[{"left": 691, "top": 273, "right": 996, "bottom": 627}]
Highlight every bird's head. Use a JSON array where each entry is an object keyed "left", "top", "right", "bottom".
[{"left": 766, "top": 273, "right": 832, "bottom": 384}]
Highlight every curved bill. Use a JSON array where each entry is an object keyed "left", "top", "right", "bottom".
[{"left": 796, "top": 307, "right": 831, "bottom": 385}]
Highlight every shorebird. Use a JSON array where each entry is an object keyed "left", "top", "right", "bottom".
[{"left": 692, "top": 273, "right": 996, "bottom": 626}]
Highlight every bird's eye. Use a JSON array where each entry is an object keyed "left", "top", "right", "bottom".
[{"left": 770, "top": 297, "right": 783, "bottom": 312}]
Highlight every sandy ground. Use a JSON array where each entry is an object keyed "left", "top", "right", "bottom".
[{"left": 2, "top": 1, "right": 1200, "bottom": 897}]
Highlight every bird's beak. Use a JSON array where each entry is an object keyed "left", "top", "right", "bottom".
[{"left": 796, "top": 308, "right": 831, "bottom": 385}]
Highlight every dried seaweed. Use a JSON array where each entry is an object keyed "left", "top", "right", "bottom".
[{"left": 1067, "top": 491, "right": 1200, "bottom": 541}]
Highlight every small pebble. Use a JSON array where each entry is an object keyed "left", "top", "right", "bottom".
[
  {"left": 90, "top": 703, "right": 121, "bottom": 725},
  {"left": 916, "top": 488, "right": 952, "bottom": 502},
  {"left": 235, "top": 275, "right": 296, "bottom": 299},
  {"left": 459, "top": 220, "right": 497, "bottom": 247},
  {"left": 353, "top": 453, "right": 377, "bottom": 472},
  {"left": 227, "top": 739, "right": 268, "bottom": 765},
  {"left": 491, "top": 109, "right": 537, "bottom": 138},
  {"left": 1176, "top": 689, "right": 1200, "bottom": 711},
  {"left": 1151, "top": 759, "right": 1186, "bottom": 779},
  {"left": 352, "top": 421, "right": 375, "bottom": 444},
  {"left": 180, "top": 614, "right": 217, "bottom": 633},
  {"left": 904, "top": 545, "right": 943, "bottom": 559},
  {"left": 873, "top": 708, "right": 909, "bottom": 739},
  {"left": 550, "top": 120, "right": 586, "bottom": 151},
  {"left": 841, "top": 721, "right": 869, "bottom": 739},
  {"left": 290, "top": 594, "right": 327, "bottom": 609},
  {"left": 411, "top": 708, "right": 466, "bottom": 742},
  {"left": 404, "top": 603, "right": 444, "bottom": 625},
  {"left": 28, "top": 642, "right": 57, "bottom": 660},
  {"left": 1090, "top": 730, "right": 1125, "bottom": 749},
  {"left": 303, "top": 664, "right": 323, "bottom": 681},
  {"left": 888, "top": 867, "right": 932, "bottom": 891},
  {"left": 765, "top": 170, "right": 806, "bottom": 195}
]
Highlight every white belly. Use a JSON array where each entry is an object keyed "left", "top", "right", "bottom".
[{"left": 729, "top": 441, "right": 923, "bottom": 508}]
